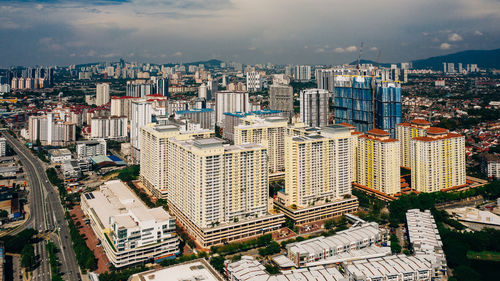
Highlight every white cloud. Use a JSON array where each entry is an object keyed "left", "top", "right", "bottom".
[
  {"left": 87, "top": 50, "right": 97, "bottom": 56},
  {"left": 333, "top": 47, "right": 345, "bottom": 53},
  {"left": 173, "top": 51, "right": 182, "bottom": 56},
  {"left": 448, "top": 33, "right": 463, "bottom": 42},
  {"left": 345, "top": 45, "right": 358, "bottom": 52},
  {"left": 35, "top": 4, "right": 43, "bottom": 10},
  {"left": 440, "top": 42, "right": 452, "bottom": 50},
  {"left": 248, "top": 46, "right": 257, "bottom": 51},
  {"left": 315, "top": 47, "right": 326, "bottom": 53},
  {"left": 370, "top": 47, "right": 378, "bottom": 51},
  {"left": 474, "top": 30, "right": 483, "bottom": 36}
]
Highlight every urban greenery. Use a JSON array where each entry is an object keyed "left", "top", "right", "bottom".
[
  {"left": 117, "top": 165, "right": 140, "bottom": 182},
  {"left": 210, "top": 234, "right": 273, "bottom": 256},
  {"left": 46, "top": 241, "right": 63, "bottom": 281},
  {"left": 99, "top": 266, "right": 147, "bottom": 281},
  {"left": 20, "top": 244, "right": 35, "bottom": 270},
  {"left": 390, "top": 233, "right": 401, "bottom": 254},
  {"left": 65, "top": 211, "right": 97, "bottom": 272},
  {"left": 0, "top": 228, "right": 38, "bottom": 253}
]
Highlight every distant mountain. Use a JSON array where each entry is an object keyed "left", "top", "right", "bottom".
[
  {"left": 411, "top": 48, "right": 500, "bottom": 70},
  {"left": 164, "top": 59, "right": 223, "bottom": 67},
  {"left": 349, "top": 48, "right": 500, "bottom": 70}
]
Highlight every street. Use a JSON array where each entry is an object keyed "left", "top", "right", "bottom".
[{"left": 2, "top": 131, "right": 81, "bottom": 281}]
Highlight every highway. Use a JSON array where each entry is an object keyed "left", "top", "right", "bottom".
[{"left": 2, "top": 131, "right": 81, "bottom": 281}]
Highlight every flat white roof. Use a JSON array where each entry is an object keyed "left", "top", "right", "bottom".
[{"left": 131, "top": 259, "right": 223, "bottom": 281}]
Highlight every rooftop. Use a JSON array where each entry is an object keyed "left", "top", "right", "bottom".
[{"left": 129, "top": 259, "right": 223, "bottom": 281}]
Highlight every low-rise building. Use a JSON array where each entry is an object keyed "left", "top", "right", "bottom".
[
  {"left": 48, "top": 148, "right": 72, "bottom": 163},
  {"left": 81, "top": 180, "right": 180, "bottom": 268},
  {"left": 0, "top": 138, "right": 6, "bottom": 157},
  {"left": 129, "top": 259, "right": 224, "bottom": 281},
  {"left": 76, "top": 139, "right": 107, "bottom": 159},
  {"left": 286, "top": 222, "right": 388, "bottom": 267},
  {"left": 481, "top": 152, "right": 500, "bottom": 180}
]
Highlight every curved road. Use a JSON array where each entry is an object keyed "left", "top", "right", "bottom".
[{"left": 2, "top": 132, "right": 81, "bottom": 281}]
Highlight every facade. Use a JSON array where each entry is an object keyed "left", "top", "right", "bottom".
[
  {"left": 76, "top": 139, "right": 107, "bottom": 159},
  {"left": 269, "top": 84, "right": 294, "bottom": 116},
  {"left": 299, "top": 89, "right": 329, "bottom": 127},
  {"left": 28, "top": 114, "right": 76, "bottom": 146},
  {"left": 96, "top": 83, "right": 110, "bottom": 106},
  {"left": 0, "top": 138, "right": 5, "bottom": 157},
  {"left": 175, "top": 108, "right": 215, "bottom": 130},
  {"left": 410, "top": 127, "right": 466, "bottom": 192},
  {"left": 48, "top": 148, "right": 72, "bottom": 163},
  {"left": 110, "top": 96, "right": 139, "bottom": 119},
  {"left": 126, "top": 80, "right": 153, "bottom": 97},
  {"left": 81, "top": 180, "right": 180, "bottom": 268},
  {"left": 356, "top": 129, "right": 400, "bottom": 195},
  {"left": 246, "top": 71, "right": 263, "bottom": 92},
  {"left": 396, "top": 119, "right": 431, "bottom": 168},
  {"left": 139, "top": 124, "right": 214, "bottom": 199},
  {"left": 215, "top": 91, "right": 250, "bottom": 125},
  {"left": 286, "top": 222, "right": 388, "bottom": 267},
  {"left": 374, "top": 81, "right": 402, "bottom": 137},
  {"left": 284, "top": 126, "right": 352, "bottom": 207},
  {"left": 294, "top": 65, "right": 312, "bottom": 81},
  {"left": 90, "top": 116, "right": 127, "bottom": 140},
  {"left": 166, "top": 137, "right": 284, "bottom": 247},
  {"left": 234, "top": 116, "right": 288, "bottom": 176},
  {"left": 223, "top": 110, "right": 283, "bottom": 141}
]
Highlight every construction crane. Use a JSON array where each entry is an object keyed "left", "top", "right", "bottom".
[{"left": 356, "top": 42, "right": 364, "bottom": 70}]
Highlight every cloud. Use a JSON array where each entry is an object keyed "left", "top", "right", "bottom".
[
  {"left": 173, "top": 51, "right": 182, "bottom": 56},
  {"left": 333, "top": 47, "right": 345, "bottom": 53},
  {"left": 369, "top": 47, "right": 378, "bottom": 51},
  {"left": 38, "top": 37, "right": 64, "bottom": 51},
  {"left": 448, "top": 33, "right": 463, "bottom": 42},
  {"left": 248, "top": 46, "right": 257, "bottom": 51},
  {"left": 474, "top": 30, "right": 483, "bottom": 36},
  {"left": 345, "top": 45, "right": 357, "bottom": 52},
  {"left": 440, "top": 42, "right": 452, "bottom": 50},
  {"left": 87, "top": 50, "right": 97, "bottom": 56},
  {"left": 315, "top": 47, "right": 326, "bottom": 53}
]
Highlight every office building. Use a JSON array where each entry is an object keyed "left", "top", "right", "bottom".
[
  {"left": 299, "top": 89, "right": 329, "bottom": 127},
  {"left": 110, "top": 96, "right": 139, "bottom": 119},
  {"left": 81, "top": 180, "right": 180, "bottom": 267},
  {"left": 215, "top": 91, "right": 250, "bottom": 125},
  {"left": 166, "top": 137, "right": 284, "bottom": 247},
  {"left": 90, "top": 116, "right": 128, "bottom": 140},
  {"left": 76, "top": 139, "right": 107, "bottom": 159},
  {"left": 396, "top": 119, "right": 431, "bottom": 168},
  {"left": 246, "top": 71, "right": 263, "bottom": 92},
  {"left": 334, "top": 76, "right": 401, "bottom": 137},
  {"left": 234, "top": 116, "right": 288, "bottom": 176},
  {"left": 286, "top": 222, "right": 389, "bottom": 267},
  {"left": 28, "top": 114, "right": 76, "bottom": 146},
  {"left": 406, "top": 209, "right": 447, "bottom": 275},
  {"left": 283, "top": 126, "right": 352, "bottom": 207},
  {"left": 227, "top": 256, "right": 346, "bottom": 281},
  {"left": 96, "top": 83, "right": 110, "bottom": 106},
  {"left": 223, "top": 109, "right": 283, "bottom": 141},
  {"left": 356, "top": 129, "right": 400, "bottom": 195},
  {"left": 0, "top": 138, "right": 5, "bottom": 157},
  {"left": 269, "top": 84, "right": 294, "bottom": 116},
  {"left": 129, "top": 259, "right": 223, "bottom": 281},
  {"left": 294, "top": 65, "right": 311, "bottom": 81},
  {"left": 175, "top": 108, "right": 215, "bottom": 130},
  {"left": 139, "top": 124, "right": 214, "bottom": 199},
  {"left": 411, "top": 127, "right": 466, "bottom": 192}
]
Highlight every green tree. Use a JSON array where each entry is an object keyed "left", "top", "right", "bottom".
[
  {"left": 390, "top": 233, "right": 401, "bottom": 254},
  {"left": 265, "top": 264, "right": 280, "bottom": 274},
  {"left": 210, "top": 256, "right": 225, "bottom": 273},
  {"left": 21, "top": 244, "right": 35, "bottom": 269}
]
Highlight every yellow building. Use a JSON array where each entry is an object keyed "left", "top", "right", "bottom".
[
  {"left": 234, "top": 116, "right": 288, "bottom": 176},
  {"left": 396, "top": 119, "right": 431, "bottom": 168},
  {"left": 337, "top": 122, "right": 363, "bottom": 183},
  {"left": 284, "top": 126, "right": 352, "bottom": 207},
  {"left": 139, "top": 124, "right": 213, "bottom": 199},
  {"left": 356, "top": 129, "right": 400, "bottom": 195},
  {"left": 411, "top": 127, "right": 466, "bottom": 193}
]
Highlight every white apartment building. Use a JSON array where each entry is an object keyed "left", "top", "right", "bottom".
[
  {"left": 81, "top": 180, "right": 180, "bottom": 268},
  {"left": 481, "top": 153, "right": 500, "bottom": 180},
  {"left": 28, "top": 114, "right": 76, "bottom": 146},
  {"left": 246, "top": 71, "right": 263, "bottom": 92},
  {"left": 110, "top": 96, "right": 139, "bottom": 119},
  {"left": 0, "top": 137, "right": 6, "bottom": 157},
  {"left": 396, "top": 119, "right": 431, "bottom": 168},
  {"left": 284, "top": 126, "right": 352, "bottom": 207},
  {"left": 130, "top": 100, "right": 153, "bottom": 162},
  {"left": 294, "top": 65, "right": 312, "bottom": 81},
  {"left": 356, "top": 129, "right": 401, "bottom": 195},
  {"left": 410, "top": 127, "right": 466, "bottom": 192},
  {"left": 90, "top": 116, "right": 127, "bottom": 140},
  {"left": 139, "top": 124, "right": 214, "bottom": 199},
  {"left": 215, "top": 91, "right": 251, "bottom": 125},
  {"left": 96, "top": 83, "right": 110, "bottom": 106},
  {"left": 300, "top": 89, "right": 329, "bottom": 127},
  {"left": 174, "top": 108, "right": 215, "bottom": 130},
  {"left": 234, "top": 116, "right": 288, "bottom": 175},
  {"left": 76, "top": 139, "right": 107, "bottom": 159}
]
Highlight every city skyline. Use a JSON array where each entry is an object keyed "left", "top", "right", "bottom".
[{"left": 1, "top": 0, "right": 499, "bottom": 66}]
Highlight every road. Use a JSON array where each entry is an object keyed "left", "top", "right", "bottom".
[{"left": 2, "top": 131, "right": 81, "bottom": 281}]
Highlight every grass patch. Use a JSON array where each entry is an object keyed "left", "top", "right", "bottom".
[{"left": 467, "top": 251, "right": 500, "bottom": 262}]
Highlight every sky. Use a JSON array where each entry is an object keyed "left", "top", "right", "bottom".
[{"left": 0, "top": 0, "right": 499, "bottom": 66}]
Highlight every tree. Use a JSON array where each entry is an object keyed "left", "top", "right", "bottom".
[
  {"left": 265, "top": 264, "right": 280, "bottom": 274},
  {"left": 0, "top": 210, "right": 8, "bottom": 218},
  {"left": 210, "top": 256, "right": 225, "bottom": 273},
  {"left": 21, "top": 244, "right": 35, "bottom": 269},
  {"left": 390, "top": 233, "right": 401, "bottom": 254}
]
